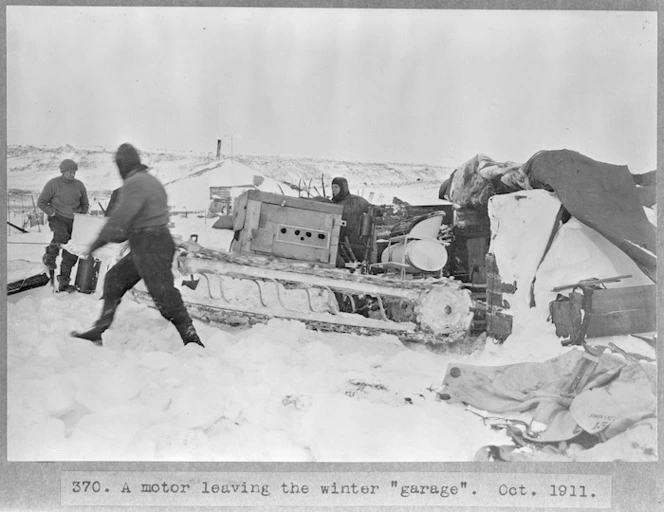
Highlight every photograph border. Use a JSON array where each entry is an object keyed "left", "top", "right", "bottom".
[{"left": 1, "top": 0, "right": 661, "bottom": 509}]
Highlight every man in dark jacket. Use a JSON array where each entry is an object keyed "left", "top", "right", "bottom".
[
  {"left": 38, "top": 158, "right": 90, "bottom": 291},
  {"left": 331, "top": 177, "right": 371, "bottom": 265},
  {"left": 105, "top": 187, "right": 122, "bottom": 217},
  {"left": 71, "top": 143, "right": 204, "bottom": 348}
]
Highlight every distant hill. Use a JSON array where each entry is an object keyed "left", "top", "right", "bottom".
[{"left": 7, "top": 144, "right": 454, "bottom": 210}]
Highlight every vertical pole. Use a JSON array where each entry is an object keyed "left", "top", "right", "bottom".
[
  {"left": 20, "top": 193, "right": 26, "bottom": 230},
  {"left": 31, "top": 194, "right": 41, "bottom": 232},
  {"left": 216, "top": 139, "right": 221, "bottom": 159}
]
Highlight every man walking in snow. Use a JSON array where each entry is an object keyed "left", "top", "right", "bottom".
[
  {"left": 331, "top": 176, "right": 371, "bottom": 266},
  {"left": 71, "top": 143, "right": 204, "bottom": 348},
  {"left": 38, "top": 158, "right": 90, "bottom": 292}
]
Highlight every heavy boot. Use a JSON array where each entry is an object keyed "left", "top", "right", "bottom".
[
  {"left": 58, "top": 250, "right": 78, "bottom": 292},
  {"left": 175, "top": 320, "right": 205, "bottom": 348},
  {"left": 70, "top": 299, "right": 120, "bottom": 345},
  {"left": 57, "top": 275, "right": 76, "bottom": 293},
  {"left": 42, "top": 244, "right": 59, "bottom": 271}
]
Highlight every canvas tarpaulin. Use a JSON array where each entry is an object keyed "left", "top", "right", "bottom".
[
  {"left": 438, "top": 349, "right": 625, "bottom": 415},
  {"left": 438, "top": 349, "right": 656, "bottom": 448},
  {"left": 521, "top": 149, "right": 656, "bottom": 282}
]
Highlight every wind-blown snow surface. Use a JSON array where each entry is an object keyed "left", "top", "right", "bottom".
[
  {"left": 7, "top": 218, "right": 513, "bottom": 462},
  {"left": 7, "top": 146, "right": 656, "bottom": 462}
]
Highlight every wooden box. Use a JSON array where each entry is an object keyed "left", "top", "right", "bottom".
[
  {"left": 550, "top": 284, "right": 657, "bottom": 339},
  {"left": 232, "top": 190, "right": 344, "bottom": 266}
]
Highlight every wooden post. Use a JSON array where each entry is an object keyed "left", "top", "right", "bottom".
[
  {"left": 216, "top": 139, "right": 221, "bottom": 159},
  {"left": 30, "top": 194, "right": 41, "bottom": 232}
]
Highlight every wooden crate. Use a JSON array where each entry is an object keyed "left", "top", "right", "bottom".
[
  {"left": 551, "top": 284, "right": 657, "bottom": 339},
  {"left": 233, "top": 190, "right": 343, "bottom": 266}
]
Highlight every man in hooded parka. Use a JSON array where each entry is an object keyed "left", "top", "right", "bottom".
[
  {"left": 331, "top": 176, "right": 371, "bottom": 265},
  {"left": 71, "top": 143, "right": 204, "bottom": 348}
]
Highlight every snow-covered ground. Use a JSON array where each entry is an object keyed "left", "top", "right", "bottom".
[
  {"left": 7, "top": 217, "right": 514, "bottom": 462},
  {"left": 6, "top": 146, "right": 656, "bottom": 462}
]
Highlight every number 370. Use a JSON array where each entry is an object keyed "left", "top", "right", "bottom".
[{"left": 72, "top": 481, "right": 102, "bottom": 493}]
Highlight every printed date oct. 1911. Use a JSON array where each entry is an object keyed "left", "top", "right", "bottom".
[{"left": 498, "top": 483, "right": 595, "bottom": 498}]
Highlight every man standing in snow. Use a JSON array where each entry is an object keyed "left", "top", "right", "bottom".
[
  {"left": 37, "top": 158, "right": 90, "bottom": 292},
  {"left": 71, "top": 143, "right": 204, "bottom": 348},
  {"left": 331, "top": 176, "right": 371, "bottom": 266}
]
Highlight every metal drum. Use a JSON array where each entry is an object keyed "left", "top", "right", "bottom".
[
  {"left": 75, "top": 257, "right": 101, "bottom": 294},
  {"left": 381, "top": 239, "right": 448, "bottom": 273}
]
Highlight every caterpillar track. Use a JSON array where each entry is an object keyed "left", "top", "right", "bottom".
[{"left": 132, "top": 243, "right": 475, "bottom": 348}]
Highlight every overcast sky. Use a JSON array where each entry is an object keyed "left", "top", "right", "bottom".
[{"left": 7, "top": 6, "right": 657, "bottom": 170}]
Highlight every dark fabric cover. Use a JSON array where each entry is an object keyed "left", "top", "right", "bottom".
[
  {"left": 635, "top": 185, "right": 656, "bottom": 208},
  {"left": 522, "top": 150, "right": 656, "bottom": 282},
  {"left": 632, "top": 170, "right": 657, "bottom": 187}
]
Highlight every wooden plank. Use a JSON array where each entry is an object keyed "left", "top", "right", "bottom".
[
  {"left": 246, "top": 189, "right": 344, "bottom": 215},
  {"left": 552, "top": 274, "right": 633, "bottom": 292},
  {"left": 249, "top": 228, "right": 275, "bottom": 253},
  {"left": 587, "top": 308, "right": 657, "bottom": 338},
  {"left": 236, "top": 199, "right": 262, "bottom": 253},
  {"left": 186, "top": 258, "right": 429, "bottom": 300},
  {"left": 261, "top": 203, "right": 335, "bottom": 232},
  {"left": 269, "top": 242, "right": 330, "bottom": 264},
  {"left": 589, "top": 285, "right": 656, "bottom": 313},
  {"left": 233, "top": 192, "right": 248, "bottom": 231},
  {"left": 328, "top": 216, "right": 341, "bottom": 265}
]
